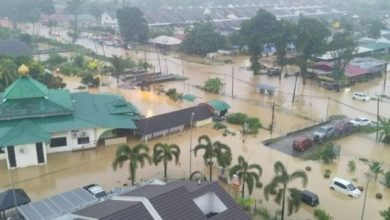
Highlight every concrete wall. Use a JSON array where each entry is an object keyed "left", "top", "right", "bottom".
[{"left": 6, "top": 143, "right": 47, "bottom": 169}]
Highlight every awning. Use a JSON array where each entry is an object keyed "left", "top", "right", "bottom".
[
  {"left": 0, "top": 189, "right": 31, "bottom": 212},
  {"left": 206, "top": 100, "right": 230, "bottom": 111},
  {"left": 182, "top": 94, "right": 197, "bottom": 102}
]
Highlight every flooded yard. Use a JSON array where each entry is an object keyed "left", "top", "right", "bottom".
[{"left": 1, "top": 24, "right": 390, "bottom": 219}]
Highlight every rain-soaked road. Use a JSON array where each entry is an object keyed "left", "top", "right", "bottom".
[{"left": 1, "top": 24, "right": 389, "bottom": 220}]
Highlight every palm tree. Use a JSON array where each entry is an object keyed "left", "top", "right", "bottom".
[
  {"left": 193, "top": 135, "right": 232, "bottom": 181},
  {"left": 152, "top": 142, "right": 180, "bottom": 182},
  {"left": 376, "top": 116, "right": 390, "bottom": 144},
  {"left": 112, "top": 144, "right": 151, "bottom": 186},
  {"left": 229, "top": 156, "right": 262, "bottom": 198},
  {"left": 0, "top": 58, "right": 17, "bottom": 89},
  {"left": 110, "top": 55, "right": 126, "bottom": 85},
  {"left": 264, "top": 161, "right": 308, "bottom": 220},
  {"left": 367, "top": 160, "right": 384, "bottom": 181}
]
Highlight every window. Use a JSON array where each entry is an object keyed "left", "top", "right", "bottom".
[
  {"left": 77, "top": 137, "right": 90, "bottom": 145},
  {"left": 50, "top": 137, "right": 67, "bottom": 148},
  {"left": 335, "top": 181, "right": 346, "bottom": 189}
]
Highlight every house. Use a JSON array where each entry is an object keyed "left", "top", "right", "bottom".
[
  {"left": 18, "top": 180, "right": 249, "bottom": 220},
  {"left": 0, "top": 39, "right": 32, "bottom": 57},
  {"left": 309, "top": 57, "right": 388, "bottom": 82},
  {"left": 101, "top": 12, "right": 118, "bottom": 29},
  {"left": 0, "top": 65, "right": 140, "bottom": 169},
  {"left": 135, "top": 104, "right": 216, "bottom": 141}
]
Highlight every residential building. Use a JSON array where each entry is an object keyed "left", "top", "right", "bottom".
[
  {"left": 17, "top": 180, "right": 250, "bottom": 220},
  {"left": 0, "top": 65, "right": 140, "bottom": 169}
]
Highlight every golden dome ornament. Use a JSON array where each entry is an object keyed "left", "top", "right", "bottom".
[{"left": 18, "top": 64, "right": 29, "bottom": 76}]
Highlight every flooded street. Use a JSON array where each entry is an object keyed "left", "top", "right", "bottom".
[{"left": 1, "top": 24, "right": 389, "bottom": 219}]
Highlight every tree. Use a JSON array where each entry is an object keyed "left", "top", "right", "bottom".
[
  {"left": 328, "top": 32, "right": 357, "bottom": 92},
  {"left": 294, "top": 17, "right": 330, "bottom": 84},
  {"left": 385, "top": 171, "right": 390, "bottom": 188},
  {"left": 264, "top": 161, "right": 308, "bottom": 219},
  {"left": 368, "top": 20, "right": 385, "bottom": 39},
  {"left": 240, "top": 9, "right": 278, "bottom": 74},
  {"left": 180, "top": 20, "right": 225, "bottom": 56},
  {"left": 193, "top": 135, "right": 232, "bottom": 181},
  {"left": 376, "top": 117, "right": 390, "bottom": 143},
  {"left": 202, "top": 77, "right": 224, "bottom": 94},
  {"left": 117, "top": 7, "right": 149, "bottom": 45},
  {"left": 152, "top": 142, "right": 180, "bottom": 182},
  {"left": 112, "top": 144, "right": 151, "bottom": 186},
  {"left": 273, "top": 20, "right": 295, "bottom": 80},
  {"left": 39, "top": 0, "right": 55, "bottom": 16},
  {"left": 317, "top": 143, "right": 338, "bottom": 164},
  {"left": 229, "top": 156, "right": 262, "bottom": 198},
  {"left": 380, "top": 207, "right": 390, "bottom": 220},
  {"left": 110, "top": 55, "right": 127, "bottom": 85},
  {"left": 367, "top": 160, "right": 384, "bottom": 181},
  {"left": 0, "top": 58, "right": 17, "bottom": 90},
  {"left": 65, "top": 0, "right": 83, "bottom": 44}
]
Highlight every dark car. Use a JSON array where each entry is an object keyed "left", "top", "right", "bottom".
[
  {"left": 267, "top": 67, "right": 281, "bottom": 76},
  {"left": 292, "top": 136, "right": 313, "bottom": 151},
  {"left": 301, "top": 190, "right": 319, "bottom": 206},
  {"left": 335, "top": 120, "right": 354, "bottom": 134}
]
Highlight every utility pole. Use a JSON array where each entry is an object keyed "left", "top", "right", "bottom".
[
  {"left": 383, "top": 63, "right": 388, "bottom": 94},
  {"left": 361, "top": 176, "right": 370, "bottom": 220},
  {"left": 376, "top": 92, "right": 380, "bottom": 141},
  {"left": 292, "top": 72, "right": 299, "bottom": 103},
  {"left": 326, "top": 97, "right": 330, "bottom": 120},
  {"left": 271, "top": 102, "right": 275, "bottom": 135},
  {"left": 189, "top": 112, "right": 195, "bottom": 175},
  {"left": 231, "top": 52, "right": 235, "bottom": 98},
  {"left": 181, "top": 57, "right": 185, "bottom": 75}
]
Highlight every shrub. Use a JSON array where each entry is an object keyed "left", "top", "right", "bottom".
[
  {"left": 227, "top": 112, "right": 248, "bottom": 124},
  {"left": 385, "top": 171, "right": 390, "bottom": 188},
  {"left": 314, "top": 209, "right": 332, "bottom": 220},
  {"left": 213, "top": 122, "right": 227, "bottom": 130},
  {"left": 347, "top": 160, "right": 356, "bottom": 172},
  {"left": 376, "top": 193, "right": 383, "bottom": 199},
  {"left": 358, "top": 186, "right": 364, "bottom": 192},
  {"left": 306, "top": 166, "right": 312, "bottom": 172}
]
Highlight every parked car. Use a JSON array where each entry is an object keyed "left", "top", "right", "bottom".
[
  {"left": 83, "top": 184, "right": 107, "bottom": 199},
  {"left": 292, "top": 136, "right": 313, "bottom": 151},
  {"left": 352, "top": 92, "right": 370, "bottom": 102},
  {"left": 313, "top": 125, "right": 335, "bottom": 141},
  {"left": 349, "top": 117, "right": 371, "bottom": 127},
  {"left": 301, "top": 190, "right": 320, "bottom": 206},
  {"left": 335, "top": 120, "right": 354, "bottom": 134},
  {"left": 330, "top": 177, "right": 361, "bottom": 198},
  {"left": 267, "top": 67, "right": 281, "bottom": 76}
]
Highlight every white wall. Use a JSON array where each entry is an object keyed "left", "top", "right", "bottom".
[
  {"left": 6, "top": 143, "right": 47, "bottom": 169},
  {"left": 70, "top": 128, "right": 97, "bottom": 150},
  {"left": 47, "top": 132, "right": 70, "bottom": 153}
]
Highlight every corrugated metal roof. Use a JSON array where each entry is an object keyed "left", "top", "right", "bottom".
[{"left": 207, "top": 99, "right": 231, "bottom": 111}]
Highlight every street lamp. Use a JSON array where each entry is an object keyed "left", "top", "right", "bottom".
[{"left": 189, "top": 112, "right": 195, "bottom": 175}]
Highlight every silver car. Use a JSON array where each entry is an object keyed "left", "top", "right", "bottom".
[{"left": 313, "top": 125, "right": 335, "bottom": 141}]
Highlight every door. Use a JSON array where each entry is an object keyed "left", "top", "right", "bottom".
[
  {"left": 7, "top": 146, "right": 16, "bottom": 168},
  {"left": 36, "top": 143, "right": 45, "bottom": 164}
]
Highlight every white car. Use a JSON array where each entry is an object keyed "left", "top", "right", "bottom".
[
  {"left": 349, "top": 117, "right": 371, "bottom": 127},
  {"left": 330, "top": 177, "right": 361, "bottom": 198},
  {"left": 352, "top": 92, "right": 370, "bottom": 102}
]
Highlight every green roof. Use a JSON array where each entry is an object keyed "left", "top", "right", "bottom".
[
  {"left": 207, "top": 100, "right": 230, "bottom": 111},
  {"left": 0, "top": 120, "right": 50, "bottom": 147},
  {"left": 0, "top": 92, "right": 140, "bottom": 146},
  {"left": 360, "top": 42, "right": 390, "bottom": 50},
  {"left": 4, "top": 76, "right": 48, "bottom": 100},
  {"left": 0, "top": 89, "right": 74, "bottom": 120},
  {"left": 182, "top": 94, "right": 197, "bottom": 102}
]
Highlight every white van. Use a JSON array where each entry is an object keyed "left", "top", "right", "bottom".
[
  {"left": 352, "top": 92, "right": 370, "bottom": 102},
  {"left": 330, "top": 177, "right": 361, "bottom": 198}
]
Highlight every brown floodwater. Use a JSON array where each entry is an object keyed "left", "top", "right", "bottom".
[{"left": 1, "top": 24, "right": 389, "bottom": 219}]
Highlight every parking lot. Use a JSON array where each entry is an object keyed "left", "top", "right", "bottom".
[{"left": 263, "top": 117, "right": 354, "bottom": 157}]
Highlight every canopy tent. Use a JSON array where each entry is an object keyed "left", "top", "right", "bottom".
[
  {"left": 0, "top": 189, "right": 30, "bottom": 212},
  {"left": 182, "top": 94, "right": 197, "bottom": 102},
  {"left": 150, "top": 36, "right": 182, "bottom": 46}
]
